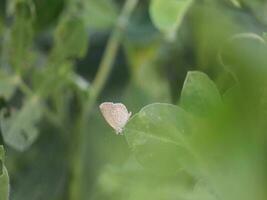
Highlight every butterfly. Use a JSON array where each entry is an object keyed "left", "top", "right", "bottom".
[{"left": 99, "top": 102, "right": 131, "bottom": 135}]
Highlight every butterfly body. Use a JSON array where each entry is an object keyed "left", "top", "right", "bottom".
[{"left": 99, "top": 102, "right": 131, "bottom": 134}]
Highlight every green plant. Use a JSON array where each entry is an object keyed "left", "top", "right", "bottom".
[
  {"left": 0, "top": 0, "right": 267, "bottom": 200},
  {"left": 0, "top": 146, "right": 9, "bottom": 200}
]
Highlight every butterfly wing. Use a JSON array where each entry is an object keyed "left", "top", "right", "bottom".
[{"left": 99, "top": 102, "right": 130, "bottom": 134}]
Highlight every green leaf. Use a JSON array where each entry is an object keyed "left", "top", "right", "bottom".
[
  {"left": 52, "top": 15, "right": 89, "bottom": 60},
  {"left": 240, "top": 0, "right": 267, "bottom": 25},
  {"left": 1, "top": 97, "right": 43, "bottom": 151},
  {"left": 0, "top": 74, "right": 18, "bottom": 100},
  {"left": 8, "top": 1, "right": 34, "bottom": 70},
  {"left": 180, "top": 71, "right": 222, "bottom": 117},
  {"left": 229, "top": 0, "right": 241, "bottom": 7},
  {"left": 83, "top": 0, "right": 118, "bottom": 30},
  {"left": 10, "top": 130, "right": 68, "bottom": 200},
  {"left": 33, "top": 0, "right": 65, "bottom": 30},
  {"left": 0, "top": 146, "right": 10, "bottom": 200},
  {"left": 219, "top": 33, "right": 267, "bottom": 80},
  {"left": 124, "top": 41, "right": 171, "bottom": 102},
  {"left": 91, "top": 162, "right": 196, "bottom": 200},
  {"left": 149, "top": 0, "right": 193, "bottom": 35},
  {"left": 124, "top": 103, "right": 197, "bottom": 175}
]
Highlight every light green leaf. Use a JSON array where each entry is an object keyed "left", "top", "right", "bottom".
[
  {"left": 1, "top": 97, "right": 43, "bottom": 151},
  {"left": 149, "top": 0, "right": 193, "bottom": 35},
  {"left": 219, "top": 33, "right": 267, "bottom": 79},
  {"left": 240, "top": 0, "right": 267, "bottom": 25},
  {"left": 124, "top": 103, "right": 197, "bottom": 175},
  {"left": 91, "top": 163, "right": 185, "bottom": 200},
  {"left": 180, "top": 71, "right": 222, "bottom": 117},
  {"left": 10, "top": 132, "right": 68, "bottom": 200},
  {"left": 0, "top": 74, "right": 18, "bottom": 99},
  {"left": 8, "top": 1, "right": 34, "bottom": 70},
  {"left": 124, "top": 41, "right": 171, "bottom": 102},
  {"left": 52, "top": 15, "right": 89, "bottom": 60},
  {"left": 91, "top": 160, "right": 217, "bottom": 200},
  {"left": 0, "top": 146, "right": 10, "bottom": 200},
  {"left": 83, "top": 0, "right": 118, "bottom": 30},
  {"left": 229, "top": 0, "right": 241, "bottom": 7}
]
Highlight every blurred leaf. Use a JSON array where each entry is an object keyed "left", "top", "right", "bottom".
[
  {"left": 187, "top": 181, "right": 217, "bottom": 200},
  {"left": 36, "top": 61, "right": 74, "bottom": 97},
  {"left": 222, "top": 84, "right": 241, "bottom": 108},
  {"left": 52, "top": 15, "right": 89, "bottom": 61},
  {"left": 91, "top": 160, "right": 217, "bottom": 200},
  {"left": 83, "top": 0, "right": 118, "bottom": 30},
  {"left": 8, "top": 1, "right": 34, "bottom": 70},
  {"left": 222, "top": 0, "right": 242, "bottom": 7},
  {"left": 90, "top": 164, "right": 190, "bottom": 200},
  {"left": 33, "top": 0, "right": 65, "bottom": 30},
  {"left": 0, "top": 74, "right": 18, "bottom": 99},
  {"left": 1, "top": 97, "right": 43, "bottom": 151},
  {"left": 190, "top": 3, "right": 242, "bottom": 70},
  {"left": 180, "top": 71, "right": 222, "bottom": 117},
  {"left": 230, "top": 0, "right": 241, "bottom": 7},
  {"left": 219, "top": 33, "right": 267, "bottom": 81},
  {"left": 0, "top": 146, "right": 10, "bottom": 200},
  {"left": 9, "top": 127, "right": 67, "bottom": 200},
  {"left": 240, "top": 0, "right": 267, "bottom": 25},
  {"left": 124, "top": 40, "right": 170, "bottom": 102},
  {"left": 149, "top": 0, "right": 193, "bottom": 37},
  {"left": 124, "top": 103, "right": 197, "bottom": 175}
]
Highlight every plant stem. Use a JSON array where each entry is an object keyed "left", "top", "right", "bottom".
[
  {"left": 84, "top": 0, "right": 139, "bottom": 116},
  {"left": 68, "top": 0, "right": 139, "bottom": 199}
]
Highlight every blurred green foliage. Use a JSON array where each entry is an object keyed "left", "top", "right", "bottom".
[
  {"left": 0, "top": 0, "right": 267, "bottom": 200},
  {"left": 0, "top": 146, "right": 10, "bottom": 200}
]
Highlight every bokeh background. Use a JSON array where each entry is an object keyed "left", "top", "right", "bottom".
[{"left": 1, "top": 0, "right": 267, "bottom": 199}]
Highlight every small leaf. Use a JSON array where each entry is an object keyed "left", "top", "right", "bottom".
[
  {"left": 83, "top": 0, "right": 118, "bottom": 30},
  {"left": 0, "top": 146, "right": 10, "bottom": 200},
  {"left": 124, "top": 103, "right": 197, "bottom": 175},
  {"left": 149, "top": 0, "right": 193, "bottom": 35},
  {"left": 0, "top": 74, "right": 19, "bottom": 100},
  {"left": 229, "top": 0, "right": 241, "bottom": 7},
  {"left": 1, "top": 97, "right": 43, "bottom": 151},
  {"left": 219, "top": 33, "right": 267, "bottom": 80},
  {"left": 8, "top": 1, "right": 34, "bottom": 70},
  {"left": 52, "top": 15, "right": 89, "bottom": 60},
  {"left": 125, "top": 41, "right": 171, "bottom": 102},
  {"left": 180, "top": 71, "right": 222, "bottom": 117}
]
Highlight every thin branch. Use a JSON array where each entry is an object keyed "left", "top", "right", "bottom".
[
  {"left": 84, "top": 0, "right": 139, "bottom": 116},
  {"left": 68, "top": 1, "right": 139, "bottom": 199}
]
